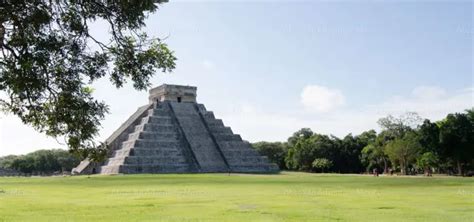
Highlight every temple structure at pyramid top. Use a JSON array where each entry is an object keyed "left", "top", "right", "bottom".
[
  {"left": 148, "top": 84, "right": 197, "bottom": 103},
  {"left": 72, "top": 84, "right": 279, "bottom": 174}
]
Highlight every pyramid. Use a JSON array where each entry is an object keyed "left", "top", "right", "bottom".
[{"left": 72, "top": 84, "right": 278, "bottom": 174}]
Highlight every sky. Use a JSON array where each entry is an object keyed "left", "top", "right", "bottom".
[{"left": 0, "top": 0, "right": 473, "bottom": 156}]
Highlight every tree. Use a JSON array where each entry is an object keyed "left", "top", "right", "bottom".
[
  {"left": 0, "top": 1, "right": 176, "bottom": 157},
  {"left": 439, "top": 113, "right": 474, "bottom": 175},
  {"left": 287, "top": 128, "right": 313, "bottom": 147},
  {"left": 466, "top": 108, "right": 474, "bottom": 122},
  {"left": 2, "top": 149, "right": 81, "bottom": 174},
  {"left": 10, "top": 155, "right": 34, "bottom": 174},
  {"left": 418, "top": 119, "right": 440, "bottom": 154},
  {"left": 377, "top": 112, "right": 422, "bottom": 138},
  {"left": 0, "top": 155, "right": 18, "bottom": 169},
  {"left": 331, "top": 133, "right": 372, "bottom": 173},
  {"left": 252, "top": 142, "right": 288, "bottom": 170},
  {"left": 417, "top": 152, "right": 438, "bottom": 176},
  {"left": 361, "top": 130, "right": 392, "bottom": 173},
  {"left": 286, "top": 138, "right": 315, "bottom": 171},
  {"left": 368, "top": 112, "right": 422, "bottom": 174},
  {"left": 357, "top": 130, "right": 377, "bottom": 145},
  {"left": 286, "top": 128, "right": 314, "bottom": 170},
  {"left": 56, "top": 150, "right": 81, "bottom": 171},
  {"left": 286, "top": 133, "right": 334, "bottom": 171},
  {"left": 312, "top": 158, "right": 332, "bottom": 173},
  {"left": 385, "top": 132, "right": 422, "bottom": 175},
  {"left": 361, "top": 143, "right": 387, "bottom": 173}
]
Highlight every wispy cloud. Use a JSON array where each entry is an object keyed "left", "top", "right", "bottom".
[
  {"left": 301, "top": 85, "right": 345, "bottom": 112},
  {"left": 1, "top": 85, "right": 472, "bottom": 155},
  {"left": 220, "top": 86, "right": 474, "bottom": 142}
]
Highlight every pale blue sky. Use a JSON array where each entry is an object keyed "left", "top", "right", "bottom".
[{"left": 1, "top": 1, "right": 472, "bottom": 155}]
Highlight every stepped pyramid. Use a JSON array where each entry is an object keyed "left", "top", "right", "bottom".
[{"left": 72, "top": 84, "right": 278, "bottom": 174}]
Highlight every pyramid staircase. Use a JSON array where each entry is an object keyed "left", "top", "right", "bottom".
[{"left": 95, "top": 101, "right": 278, "bottom": 174}]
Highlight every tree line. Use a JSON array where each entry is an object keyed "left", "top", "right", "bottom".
[
  {"left": 0, "top": 149, "right": 80, "bottom": 175},
  {"left": 252, "top": 108, "right": 474, "bottom": 176}
]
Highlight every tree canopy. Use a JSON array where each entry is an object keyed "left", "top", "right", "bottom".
[
  {"left": 0, "top": 149, "right": 81, "bottom": 175},
  {"left": 0, "top": 1, "right": 176, "bottom": 158},
  {"left": 252, "top": 109, "right": 473, "bottom": 176}
]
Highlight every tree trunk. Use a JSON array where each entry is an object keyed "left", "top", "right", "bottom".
[
  {"left": 383, "top": 158, "right": 388, "bottom": 174},
  {"left": 400, "top": 158, "right": 407, "bottom": 175},
  {"left": 457, "top": 160, "right": 463, "bottom": 176},
  {"left": 400, "top": 165, "right": 406, "bottom": 175}
]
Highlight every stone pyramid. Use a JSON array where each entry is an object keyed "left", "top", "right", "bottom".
[{"left": 72, "top": 84, "right": 278, "bottom": 174}]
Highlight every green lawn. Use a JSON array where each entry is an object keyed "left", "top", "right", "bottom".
[{"left": 0, "top": 172, "right": 472, "bottom": 222}]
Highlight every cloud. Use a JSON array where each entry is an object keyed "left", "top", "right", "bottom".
[
  {"left": 1, "top": 85, "right": 472, "bottom": 155},
  {"left": 300, "top": 85, "right": 345, "bottom": 112},
  {"left": 371, "top": 87, "right": 473, "bottom": 120},
  {"left": 220, "top": 86, "right": 473, "bottom": 143},
  {"left": 411, "top": 86, "right": 447, "bottom": 100}
]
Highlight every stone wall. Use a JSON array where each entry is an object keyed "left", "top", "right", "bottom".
[{"left": 148, "top": 84, "right": 197, "bottom": 103}]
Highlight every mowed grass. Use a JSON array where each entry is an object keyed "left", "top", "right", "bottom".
[{"left": 0, "top": 172, "right": 473, "bottom": 222}]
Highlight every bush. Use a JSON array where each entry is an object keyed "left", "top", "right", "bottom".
[{"left": 312, "top": 158, "right": 333, "bottom": 173}]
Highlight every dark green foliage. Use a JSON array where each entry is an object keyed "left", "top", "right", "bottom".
[
  {"left": 332, "top": 133, "right": 374, "bottom": 173},
  {"left": 279, "top": 109, "right": 472, "bottom": 176},
  {"left": 285, "top": 130, "right": 373, "bottom": 173},
  {"left": 0, "top": 1, "right": 176, "bottom": 158},
  {"left": 0, "top": 149, "right": 81, "bottom": 174},
  {"left": 0, "top": 155, "right": 17, "bottom": 168},
  {"left": 287, "top": 128, "right": 313, "bottom": 147},
  {"left": 385, "top": 131, "right": 422, "bottom": 175},
  {"left": 439, "top": 112, "right": 474, "bottom": 175},
  {"left": 252, "top": 142, "right": 288, "bottom": 169},
  {"left": 286, "top": 133, "right": 334, "bottom": 171},
  {"left": 417, "top": 152, "right": 439, "bottom": 175},
  {"left": 418, "top": 119, "right": 441, "bottom": 154}
]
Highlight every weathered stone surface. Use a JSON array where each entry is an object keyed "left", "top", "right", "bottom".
[{"left": 73, "top": 84, "right": 279, "bottom": 174}]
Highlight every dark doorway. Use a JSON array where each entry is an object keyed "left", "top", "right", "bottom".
[
  {"left": 91, "top": 168, "right": 97, "bottom": 174},
  {"left": 177, "top": 97, "right": 182, "bottom": 103}
]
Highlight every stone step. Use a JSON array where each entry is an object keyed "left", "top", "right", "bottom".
[
  {"left": 134, "top": 139, "right": 181, "bottom": 149},
  {"left": 217, "top": 141, "right": 255, "bottom": 150},
  {"left": 169, "top": 102, "right": 229, "bottom": 172},
  {"left": 140, "top": 116, "right": 173, "bottom": 125},
  {"left": 226, "top": 156, "right": 269, "bottom": 164},
  {"left": 120, "top": 139, "right": 181, "bottom": 150},
  {"left": 204, "top": 119, "right": 224, "bottom": 127},
  {"left": 201, "top": 111, "right": 215, "bottom": 119},
  {"left": 127, "top": 131, "right": 178, "bottom": 141},
  {"left": 153, "top": 102, "right": 166, "bottom": 109},
  {"left": 227, "top": 160, "right": 269, "bottom": 166},
  {"left": 221, "top": 149, "right": 260, "bottom": 157},
  {"left": 106, "top": 156, "right": 187, "bottom": 165},
  {"left": 212, "top": 133, "right": 242, "bottom": 141},
  {"left": 196, "top": 104, "right": 207, "bottom": 112},
  {"left": 148, "top": 108, "right": 170, "bottom": 116},
  {"left": 207, "top": 125, "right": 233, "bottom": 134},
  {"left": 118, "top": 164, "right": 196, "bottom": 174},
  {"left": 134, "top": 123, "right": 176, "bottom": 133},
  {"left": 113, "top": 147, "right": 182, "bottom": 157}
]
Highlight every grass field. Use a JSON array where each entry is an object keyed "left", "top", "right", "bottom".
[{"left": 0, "top": 172, "right": 473, "bottom": 222}]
